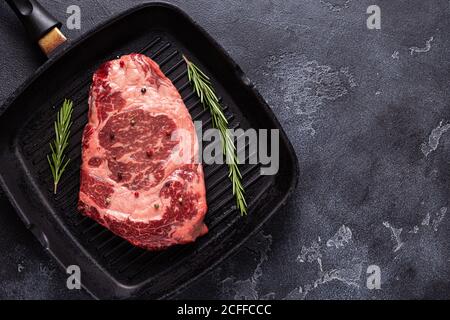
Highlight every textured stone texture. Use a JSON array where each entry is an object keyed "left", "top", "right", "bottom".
[{"left": 0, "top": 0, "right": 449, "bottom": 299}]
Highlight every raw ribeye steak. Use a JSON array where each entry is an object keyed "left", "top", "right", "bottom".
[{"left": 78, "top": 53, "right": 208, "bottom": 250}]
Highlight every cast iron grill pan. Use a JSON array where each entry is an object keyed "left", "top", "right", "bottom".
[{"left": 0, "top": 3, "right": 298, "bottom": 299}]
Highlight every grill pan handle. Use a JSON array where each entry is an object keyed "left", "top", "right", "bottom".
[{"left": 5, "top": 0, "right": 67, "bottom": 56}]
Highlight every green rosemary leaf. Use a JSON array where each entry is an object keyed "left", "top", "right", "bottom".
[
  {"left": 48, "top": 99, "right": 74, "bottom": 194},
  {"left": 183, "top": 55, "right": 248, "bottom": 215}
]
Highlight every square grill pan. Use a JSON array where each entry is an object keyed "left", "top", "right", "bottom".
[{"left": 0, "top": 3, "right": 298, "bottom": 299}]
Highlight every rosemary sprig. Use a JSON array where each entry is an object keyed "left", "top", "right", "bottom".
[
  {"left": 47, "top": 99, "right": 74, "bottom": 194},
  {"left": 183, "top": 55, "right": 248, "bottom": 215}
]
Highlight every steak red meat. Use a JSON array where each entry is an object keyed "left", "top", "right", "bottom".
[{"left": 78, "top": 53, "right": 208, "bottom": 250}]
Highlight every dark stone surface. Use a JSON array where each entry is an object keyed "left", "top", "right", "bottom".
[{"left": 0, "top": 0, "right": 449, "bottom": 299}]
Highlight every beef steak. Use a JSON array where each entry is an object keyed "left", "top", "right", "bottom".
[{"left": 78, "top": 53, "right": 208, "bottom": 250}]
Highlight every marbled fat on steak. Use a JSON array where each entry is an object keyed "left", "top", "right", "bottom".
[{"left": 78, "top": 53, "right": 208, "bottom": 250}]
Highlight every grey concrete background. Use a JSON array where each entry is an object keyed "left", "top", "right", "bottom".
[{"left": 0, "top": 0, "right": 449, "bottom": 299}]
